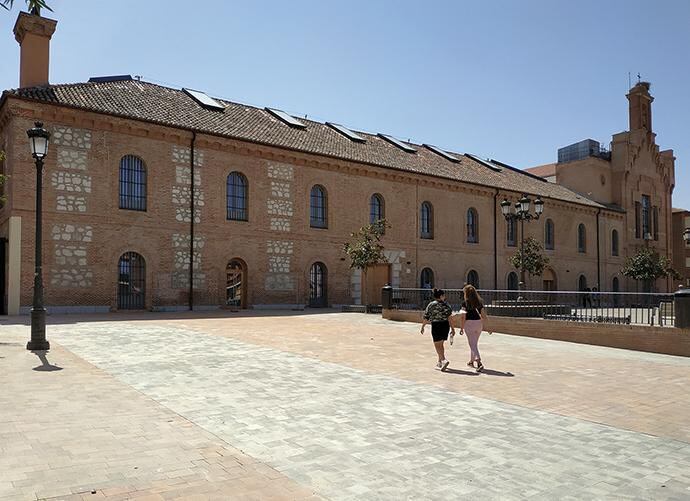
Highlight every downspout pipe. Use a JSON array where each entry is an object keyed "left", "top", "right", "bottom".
[
  {"left": 494, "top": 189, "right": 499, "bottom": 289},
  {"left": 596, "top": 208, "right": 601, "bottom": 291},
  {"left": 189, "top": 131, "right": 197, "bottom": 311}
]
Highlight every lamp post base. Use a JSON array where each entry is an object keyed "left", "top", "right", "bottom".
[{"left": 27, "top": 308, "right": 49, "bottom": 351}]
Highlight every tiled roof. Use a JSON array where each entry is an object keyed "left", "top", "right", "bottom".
[
  {"left": 3, "top": 80, "right": 605, "bottom": 208},
  {"left": 525, "top": 163, "right": 557, "bottom": 178}
]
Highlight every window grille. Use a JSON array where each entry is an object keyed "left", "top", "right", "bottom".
[
  {"left": 119, "top": 155, "right": 147, "bottom": 211},
  {"left": 227, "top": 172, "right": 248, "bottom": 221}
]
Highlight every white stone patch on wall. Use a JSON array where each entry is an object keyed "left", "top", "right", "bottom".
[
  {"left": 351, "top": 269, "right": 362, "bottom": 305},
  {"left": 54, "top": 244, "right": 88, "bottom": 266},
  {"left": 269, "top": 218, "right": 291, "bottom": 232},
  {"left": 175, "top": 165, "right": 201, "bottom": 185},
  {"left": 56, "top": 148, "right": 88, "bottom": 170},
  {"left": 171, "top": 186, "right": 205, "bottom": 207},
  {"left": 51, "top": 171, "right": 92, "bottom": 193},
  {"left": 51, "top": 224, "right": 93, "bottom": 242},
  {"left": 51, "top": 126, "right": 92, "bottom": 149},
  {"left": 267, "top": 240, "right": 294, "bottom": 255},
  {"left": 56, "top": 195, "right": 87, "bottom": 212},
  {"left": 270, "top": 181, "right": 291, "bottom": 199},
  {"left": 265, "top": 274, "right": 295, "bottom": 291},
  {"left": 383, "top": 249, "right": 405, "bottom": 288},
  {"left": 268, "top": 256, "right": 291, "bottom": 273},
  {"left": 50, "top": 268, "right": 93, "bottom": 288},
  {"left": 267, "top": 163, "right": 294, "bottom": 181},
  {"left": 172, "top": 145, "right": 204, "bottom": 167},
  {"left": 267, "top": 199, "right": 293, "bottom": 217},
  {"left": 171, "top": 234, "right": 206, "bottom": 289}
]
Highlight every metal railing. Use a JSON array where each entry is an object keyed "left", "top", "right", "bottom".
[{"left": 389, "top": 288, "right": 676, "bottom": 327}]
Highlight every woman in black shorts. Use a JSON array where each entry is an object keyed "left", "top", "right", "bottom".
[{"left": 420, "top": 288, "right": 455, "bottom": 371}]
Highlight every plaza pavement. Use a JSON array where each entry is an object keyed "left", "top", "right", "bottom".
[{"left": 1, "top": 311, "right": 690, "bottom": 500}]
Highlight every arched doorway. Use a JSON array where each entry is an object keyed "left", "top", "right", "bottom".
[
  {"left": 507, "top": 272, "right": 519, "bottom": 291},
  {"left": 309, "top": 262, "right": 327, "bottom": 307},
  {"left": 420, "top": 268, "right": 434, "bottom": 289},
  {"left": 117, "top": 251, "right": 145, "bottom": 309},
  {"left": 543, "top": 268, "right": 557, "bottom": 291},
  {"left": 578, "top": 274, "right": 588, "bottom": 291},
  {"left": 226, "top": 259, "right": 247, "bottom": 308},
  {"left": 612, "top": 276, "right": 620, "bottom": 292},
  {"left": 467, "top": 269, "right": 479, "bottom": 288}
]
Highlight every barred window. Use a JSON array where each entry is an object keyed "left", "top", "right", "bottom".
[
  {"left": 227, "top": 172, "right": 248, "bottom": 221},
  {"left": 420, "top": 202, "right": 433, "bottom": 239},
  {"left": 577, "top": 223, "right": 586, "bottom": 253},
  {"left": 507, "top": 218, "right": 517, "bottom": 247},
  {"left": 119, "top": 155, "right": 147, "bottom": 211},
  {"left": 310, "top": 185, "right": 328, "bottom": 228},
  {"left": 370, "top": 193, "right": 385, "bottom": 224},
  {"left": 467, "top": 208, "right": 478, "bottom": 243},
  {"left": 612, "top": 229, "right": 619, "bottom": 256},
  {"left": 641, "top": 195, "right": 651, "bottom": 238},
  {"left": 652, "top": 206, "right": 659, "bottom": 241},
  {"left": 635, "top": 201, "right": 641, "bottom": 238},
  {"left": 545, "top": 219, "right": 555, "bottom": 250}
]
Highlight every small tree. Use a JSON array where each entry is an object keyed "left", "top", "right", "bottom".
[
  {"left": 1, "top": 0, "right": 52, "bottom": 14},
  {"left": 343, "top": 219, "right": 389, "bottom": 303},
  {"left": 621, "top": 247, "right": 679, "bottom": 291},
  {"left": 510, "top": 236, "right": 549, "bottom": 278}
]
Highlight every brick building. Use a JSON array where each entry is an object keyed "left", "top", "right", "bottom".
[
  {"left": 672, "top": 209, "right": 690, "bottom": 289},
  {"left": 0, "top": 13, "right": 678, "bottom": 314}
]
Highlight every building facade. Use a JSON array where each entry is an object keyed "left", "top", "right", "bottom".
[
  {"left": 0, "top": 13, "right": 678, "bottom": 314},
  {"left": 672, "top": 209, "right": 690, "bottom": 289}
]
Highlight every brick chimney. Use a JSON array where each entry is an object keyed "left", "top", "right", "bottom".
[
  {"left": 13, "top": 11, "right": 57, "bottom": 88},
  {"left": 627, "top": 81, "right": 653, "bottom": 132}
]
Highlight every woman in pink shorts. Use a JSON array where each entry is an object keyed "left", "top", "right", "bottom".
[{"left": 459, "top": 284, "right": 491, "bottom": 372}]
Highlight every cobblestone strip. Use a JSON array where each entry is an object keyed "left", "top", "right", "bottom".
[{"left": 51, "top": 323, "right": 690, "bottom": 501}]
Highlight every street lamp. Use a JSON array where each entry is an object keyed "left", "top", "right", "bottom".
[
  {"left": 501, "top": 194, "right": 545, "bottom": 292},
  {"left": 26, "top": 121, "right": 50, "bottom": 351}
]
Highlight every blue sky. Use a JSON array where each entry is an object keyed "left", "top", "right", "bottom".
[{"left": 1, "top": 0, "right": 688, "bottom": 207}]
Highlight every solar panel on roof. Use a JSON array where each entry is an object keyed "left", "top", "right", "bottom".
[
  {"left": 265, "top": 108, "right": 307, "bottom": 129},
  {"left": 183, "top": 88, "right": 225, "bottom": 111},
  {"left": 88, "top": 75, "right": 133, "bottom": 83},
  {"left": 378, "top": 134, "right": 417, "bottom": 153},
  {"left": 327, "top": 122, "right": 366, "bottom": 143},
  {"left": 424, "top": 144, "right": 460, "bottom": 163}
]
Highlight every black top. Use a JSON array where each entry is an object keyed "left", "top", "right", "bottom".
[{"left": 461, "top": 302, "right": 483, "bottom": 320}]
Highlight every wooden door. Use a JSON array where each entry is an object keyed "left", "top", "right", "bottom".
[{"left": 364, "top": 264, "right": 391, "bottom": 305}]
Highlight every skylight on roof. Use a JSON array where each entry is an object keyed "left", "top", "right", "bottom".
[
  {"left": 265, "top": 108, "right": 307, "bottom": 129},
  {"left": 378, "top": 134, "right": 417, "bottom": 153},
  {"left": 183, "top": 88, "right": 225, "bottom": 111},
  {"left": 465, "top": 154, "right": 502, "bottom": 172},
  {"left": 424, "top": 144, "right": 460, "bottom": 163},
  {"left": 327, "top": 122, "right": 366, "bottom": 143}
]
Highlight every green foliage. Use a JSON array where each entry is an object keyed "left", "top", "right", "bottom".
[
  {"left": 343, "top": 219, "right": 390, "bottom": 271},
  {"left": 510, "top": 236, "right": 549, "bottom": 277},
  {"left": 621, "top": 247, "right": 680, "bottom": 282},
  {"left": 1, "top": 0, "right": 53, "bottom": 15}
]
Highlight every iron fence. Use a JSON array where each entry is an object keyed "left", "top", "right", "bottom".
[{"left": 389, "top": 288, "right": 675, "bottom": 327}]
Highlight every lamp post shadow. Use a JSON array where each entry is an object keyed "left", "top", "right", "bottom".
[{"left": 31, "top": 350, "right": 63, "bottom": 372}]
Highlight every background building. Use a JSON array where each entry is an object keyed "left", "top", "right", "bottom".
[
  {"left": 672, "top": 208, "right": 690, "bottom": 289},
  {"left": 0, "top": 13, "right": 678, "bottom": 314}
]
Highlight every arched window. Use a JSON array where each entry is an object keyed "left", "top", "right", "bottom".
[
  {"left": 370, "top": 193, "right": 385, "bottom": 224},
  {"left": 119, "top": 155, "right": 147, "bottom": 211},
  {"left": 612, "top": 277, "right": 620, "bottom": 292},
  {"left": 577, "top": 223, "right": 586, "bottom": 253},
  {"left": 117, "top": 252, "right": 145, "bottom": 309},
  {"left": 309, "top": 262, "right": 327, "bottom": 307},
  {"left": 467, "top": 270, "right": 479, "bottom": 288},
  {"left": 507, "top": 272, "right": 519, "bottom": 290},
  {"left": 506, "top": 217, "right": 517, "bottom": 247},
  {"left": 652, "top": 206, "right": 659, "bottom": 241},
  {"left": 310, "top": 185, "right": 328, "bottom": 228},
  {"left": 578, "top": 274, "right": 588, "bottom": 291},
  {"left": 612, "top": 229, "right": 619, "bottom": 256},
  {"left": 420, "top": 268, "right": 434, "bottom": 289},
  {"left": 420, "top": 202, "right": 433, "bottom": 239},
  {"left": 545, "top": 219, "right": 555, "bottom": 250},
  {"left": 467, "top": 208, "right": 478, "bottom": 243},
  {"left": 227, "top": 172, "right": 248, "bottom": 221}
]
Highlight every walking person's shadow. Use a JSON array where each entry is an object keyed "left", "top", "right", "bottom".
[
  {"left": 445, "top": 367, "right": 514, "bottom": 377},
  {"left": 31, "top": 351, "right": 63, "bottom": 372}
]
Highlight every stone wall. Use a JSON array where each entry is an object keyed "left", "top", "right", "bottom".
[{"left": 265, "top": 163, "right": 296, "bottom": 293}]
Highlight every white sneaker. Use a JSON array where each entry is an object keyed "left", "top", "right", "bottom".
[
  {"left": 441, "top": 359, "right": 450, "bottom": 371},
  {"left": 435, "top": 361, "right": 443, "bottom": 371}
]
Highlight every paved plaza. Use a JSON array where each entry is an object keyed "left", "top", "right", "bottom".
[{"left": 1, "top": 312, "right": 690, "bottom": 500}]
